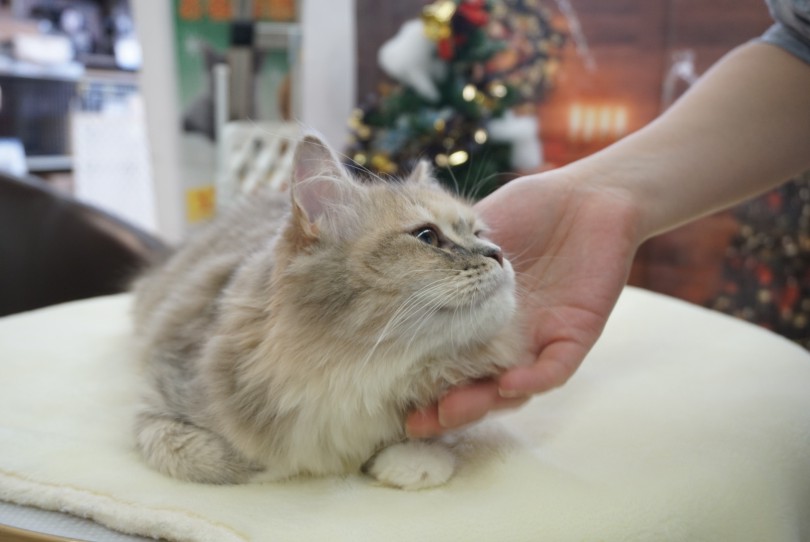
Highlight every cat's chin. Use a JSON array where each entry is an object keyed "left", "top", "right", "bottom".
[
  {"left": 440, "top": 264, "right": 515, "bottom": 314},
  {"left": 439, "top": 283, "right": 513, "bottom": 315},
  {"left": 434, "top": 275, "right": 517, "bottom": 341}
]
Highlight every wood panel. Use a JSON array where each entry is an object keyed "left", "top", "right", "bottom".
[
  {"left": 354, "top": 1, "right": 810, "bottom": 345},
  {"left": 354, "top": 0, "right": 424, "bottom": 102},
  {"left": 537, "top": 0, "right": 670, "bottom": 164}
]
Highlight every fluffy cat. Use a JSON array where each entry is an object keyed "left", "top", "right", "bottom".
[{"left": 132, "top": 134, "right": 522, "bottom": 490}]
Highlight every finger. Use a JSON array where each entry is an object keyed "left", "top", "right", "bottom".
[
  {"left": 490, "top": 394, "right": 532, "bottom": 411},
  {"left": 405, "top": 404, "right": 442, "bottom": 439},
  {"left": 437, "top": 380, "right": 500, "bottom": 429},
  {"left": 408, "top": 382, "right": 502, "bottom": 436},
  {"left": 406, "top": 383, "right": 530, "bottom": 438},
  {"left": 436, "top": 379, "right": 527, "bottom": 428},
  {"left": 498, "top": 341, "right": 589, "bottom": 395}
]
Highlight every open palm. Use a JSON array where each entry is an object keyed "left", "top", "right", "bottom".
[{"left": 407, "top": 170, "right": 643, "bottom": 436}]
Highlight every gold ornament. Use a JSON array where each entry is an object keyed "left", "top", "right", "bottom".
[
  {"left": 353, "top": 153, "right": 368, "bottom": 166},
  {"left": 447, "top": 150, "right": 469, "bottom": 166},
  {"left": 422, "top": 0, "right": 456, "bottom": 41},
  {"left": 462, "top": 84, "right": 489, "bottom": 106},
  {"left": 348, "top": 109, "right": 372, "bottom": 140},
  {"left": 371, "top": 153, "right": 397, "bottom": 174},
  {"left": 434, "top": 150, "right": 469, "bottom": 168},
  {"left": 488, "top": 82, "right": 508, "bottom": 98},
  {"left": 462, "top": 84, "right": 477, "bottom": 102}
]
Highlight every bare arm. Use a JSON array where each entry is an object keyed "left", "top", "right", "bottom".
[
  {"left": 407, "top": 41, "right": 810, "bottom": 438},
  {"left": 574, "top": 41, "right": 810, "bottom": 241}
]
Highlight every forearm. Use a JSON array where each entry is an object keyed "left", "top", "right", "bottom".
[{"left": 563, "top": 42, "right": 810, "bottom": 243}]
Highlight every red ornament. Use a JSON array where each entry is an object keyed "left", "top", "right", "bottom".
[
  {"left": 757, "top": 264, "right": 774, "bottom": 286},
  {"left": 458, "top": 0, "right": 489, "bottom": 27},
  {"left": 438, "top": 38, "right": 455, "bottom": 60},
  {"left": 780, "top": 283, "right": 800, "bottom": 311}
]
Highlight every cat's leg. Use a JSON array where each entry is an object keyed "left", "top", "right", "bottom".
[
  {"left": 135, "top": 410, "right": 260, "bottom": 484},
  {"left": 364, "top": 440, "right": 456, "bottom": 490}
]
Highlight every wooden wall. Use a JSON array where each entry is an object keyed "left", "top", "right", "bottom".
[
  {"left": 355, "top": 0, "right": 425, "bottom": 103},
  {"left": 355, "top": 0, "right": 772, "bottom": 163},
  {"left": 354, "top": 1, "right": 810, "bottom": 346},
  {"left": 536, "top": 0, "right": 772, "bottom": 165}
]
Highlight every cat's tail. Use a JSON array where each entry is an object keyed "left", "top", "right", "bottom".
[{"left": 135, "top": 410, "right": 260, "bottom": 484}]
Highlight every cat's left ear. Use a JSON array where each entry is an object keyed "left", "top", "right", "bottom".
[
  {"left": 405, "top": 159, "right": 439, "bottom": 187},
  {"left": 291, "top": 134, "right": 360, "bottom": 238}
]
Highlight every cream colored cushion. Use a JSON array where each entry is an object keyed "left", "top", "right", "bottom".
[{"left": 1, "top": 287, "right": 809, "bottom": 541}]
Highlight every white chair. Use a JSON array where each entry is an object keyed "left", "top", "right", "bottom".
[
  {"left": 215, "top": 120, "right": 300, "bottom": 210},
  {"left": 213, "top": 62, "right": 301, "bottom": 211}
]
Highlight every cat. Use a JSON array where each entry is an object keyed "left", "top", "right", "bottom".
[{"left": 132, "top": 134, "right": 523, "bottom": 490}]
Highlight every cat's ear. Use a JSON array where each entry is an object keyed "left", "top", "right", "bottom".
[
  {"left": 405, "top": 159, "right": 439, "bottom": 188},
  {"left": 291, "top": 134, "right": 360, "bottom": 239}
]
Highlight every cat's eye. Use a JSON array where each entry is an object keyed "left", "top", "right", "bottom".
[{"left": 413, "top": 227, "right": 440, "bottom": 247}]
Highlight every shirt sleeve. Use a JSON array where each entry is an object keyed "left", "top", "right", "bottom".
[{"left": 759, "top": 0, "right": 810, "bottom": 65}]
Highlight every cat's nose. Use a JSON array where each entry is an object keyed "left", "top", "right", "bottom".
[{"left": 483, "top": 246, "right": 504, "bottom": 267}]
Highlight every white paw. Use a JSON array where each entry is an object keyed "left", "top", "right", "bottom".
[{"left": 366, "top": 441, "right": 456, "bottom": 490}]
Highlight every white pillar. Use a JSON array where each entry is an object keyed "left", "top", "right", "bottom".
[{"left": 300, "top": 0, "right": 357, "bottom": 150}]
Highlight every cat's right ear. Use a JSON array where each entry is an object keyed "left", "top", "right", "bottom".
[
  {"left": 406, "top": 159, "right": 440, "bottom": 188},
  {"left": 290, "top": 134, "right": 359, "bottom": 240}
]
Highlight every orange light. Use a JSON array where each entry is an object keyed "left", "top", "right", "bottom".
[{"left": 567, "top": 103, "right": 629, "bottom": 143}]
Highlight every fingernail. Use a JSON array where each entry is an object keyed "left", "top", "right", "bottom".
[
  {"left": 437, "top": 406, "right": 449, "bottom": 428},
  {"left": 498, "top": 388, "right": 526, "bottom": 399}
]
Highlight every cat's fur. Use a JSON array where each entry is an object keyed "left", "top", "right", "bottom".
[{"left": 132, "top": 135, "right": 522, "bottom": 490}]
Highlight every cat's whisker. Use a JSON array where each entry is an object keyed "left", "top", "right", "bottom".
[
  {"left": 358, "top": 278, "right": 459, "bottom": 369},
  {"left": 450, "top": 282, "right": 463, "bottom": 350},
  {"left": 503, "top": 237, "right": 550, "bottom": 266},
  {"left": 442, "top": 164, "right": 462, "bottom": 196},
  {"left": 400, "top": 296, "right": 447, "bottom": 357},
  {"left": 372, "top": 299, "right": 446, "bottom": 368},
  {"left": 379, "top": 289, "right": 448, "bottom": 345},
  {"left": 466, "top": 160, "right": 492, "bottom": 201}
]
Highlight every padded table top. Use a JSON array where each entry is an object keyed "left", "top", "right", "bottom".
[{"left": 1, "top": 288, "right": 809, "bottom": 542}]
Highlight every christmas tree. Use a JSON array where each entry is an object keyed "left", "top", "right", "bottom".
[{"left": 346, "top": 0, "right": 565, "bottom": 198}]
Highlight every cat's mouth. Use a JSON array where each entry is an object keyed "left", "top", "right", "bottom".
[{"left": 438, "top": 271, "right": 513, "bottom": 313}]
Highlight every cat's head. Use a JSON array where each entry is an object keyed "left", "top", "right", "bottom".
[{"left": 274, "top": 135, "right": 516, "bottom": 358}]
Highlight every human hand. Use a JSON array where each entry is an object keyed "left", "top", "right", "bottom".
[{"left": 407, "top": 169, "right": 643, "bottom": 437}]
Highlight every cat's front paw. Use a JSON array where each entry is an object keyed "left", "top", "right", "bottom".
[{"left": 365, "top": 440, "right": 456, "bottom": 490}]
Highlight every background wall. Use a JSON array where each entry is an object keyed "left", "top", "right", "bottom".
[
  {"left": 355, "top": 0, "right": 772, "bottom": 165},
  {"left": 356, "top": 0, "right": 810, "bottom": 348},
  {"left": 536, "top": 0, "right": 772, "bottom": 164}
]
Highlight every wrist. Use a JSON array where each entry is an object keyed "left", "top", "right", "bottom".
[{"left": 556, "top": 158, "right": 651, "bottom": 250}]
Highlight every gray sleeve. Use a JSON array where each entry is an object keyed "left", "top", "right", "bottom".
[{"left": 759, "top": 0, "right": 810, "bottom": 64}]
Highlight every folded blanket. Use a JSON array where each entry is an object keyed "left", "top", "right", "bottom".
[{"left": 1, "top": 287, "right": 809, "bottom": 542}]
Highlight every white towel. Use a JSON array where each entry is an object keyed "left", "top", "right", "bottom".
[{"left": 1, "top": 288, "right": 809, "bottom": 542}]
